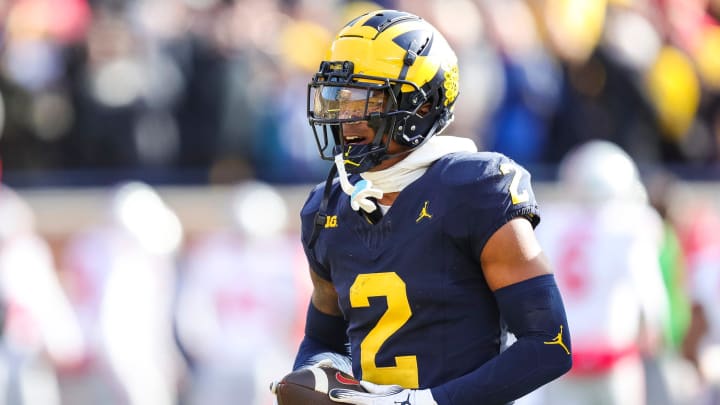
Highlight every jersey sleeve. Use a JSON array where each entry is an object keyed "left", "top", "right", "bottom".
[
  {"left": 299, "top": 183, "right": 332, "bottom": 281},
  {"left": 442, "top": 152, "right": 541, "bottom": 261},
  {"left": 493, "top": 154, "right": 540, "bottom": 225}
]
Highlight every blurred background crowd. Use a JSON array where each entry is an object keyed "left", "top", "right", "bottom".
[
  {"left": 1, "top": 0, "right": 720, "bottom": 404},
  {"left": 1, "top": 0, "right": 720, "bottom": 185}
]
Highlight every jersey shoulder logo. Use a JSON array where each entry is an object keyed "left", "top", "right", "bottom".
[
  {"left": 544, "top": 325, "right": 570, "bottom": 355},
  {"left": 415, "top": 201, "right": 433, "bottom": 223},
  {"left": 500, "top": 162, "right": 530, "bottom": 205}
]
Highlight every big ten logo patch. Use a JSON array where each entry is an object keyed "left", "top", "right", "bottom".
[{"left": 325, "top": 215, "right": 338, "bottom": 228}]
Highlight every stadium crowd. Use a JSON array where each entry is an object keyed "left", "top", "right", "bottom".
[{"left": 0, "top": 0, "right": 720, "bottom": 185}]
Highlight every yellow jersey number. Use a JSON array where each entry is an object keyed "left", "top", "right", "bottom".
[
  {"left": 349, "top": 272, "right": 419, "bottom": 388},
  {"left": 500, "top": 163, "right": 529, "bottom": 205}
]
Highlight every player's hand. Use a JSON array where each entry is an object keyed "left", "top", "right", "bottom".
[{"left": 329, "top": 380, "right": 437, "bottom": 405}]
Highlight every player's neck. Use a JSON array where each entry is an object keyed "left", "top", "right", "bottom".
[{"left": 378, "top": 192, "right": 399, "bottom": 206}]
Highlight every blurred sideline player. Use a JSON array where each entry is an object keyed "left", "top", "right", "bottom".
[
  {"left": 645, "top": 171, "right": 701, "bottom": 405},
  {"left": 0, "top": 185, "right": 85, "bottom": 405},
  {"left": 174, "top": 181, "right": 309, "bottom": 405},
  {"left": 273, "top": 9, "right": 572, "bottom": 405},
  {"left": 520, "top": 140, "right": 669, "bottom": 405},
  {"left": 680, "top": 202, "right": 720, "bottom": 405},
  {"left": 59, "top": 182, "right": 184, "bottom": 405}
]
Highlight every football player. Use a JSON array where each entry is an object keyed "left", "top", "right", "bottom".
[
  {"left": 175, "top": 181, "right": 308, "bottom": 405},
  {"left": 0, "top": 185, "right": 85, "bottom": 405},
  {"left": 60, "top": 182, "right": 183, "bottom": 405},
  {"left": 526, "top": 140, "right": 670, "bottom": 405},
  {"left": 274, "top": 9, "right": 572, "bottom": 405}
]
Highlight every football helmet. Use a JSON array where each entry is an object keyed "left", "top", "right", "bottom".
[
  {"left": 308, "top": 10, "right": 459, "bottom": 173},
  {"left": 558, "top": 140, "right": 647, "bottom": 204}
]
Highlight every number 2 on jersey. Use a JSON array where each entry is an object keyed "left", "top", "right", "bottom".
[
  {"left": 500, "top": 163, "right": 529, "bottom": 205},
  {"left": 349, "top": 272, "right": 419, "bottom": 388}
]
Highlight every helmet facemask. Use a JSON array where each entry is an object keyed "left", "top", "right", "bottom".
[{"left": 308, "top": 61, "right": 433, "bottom": 174}]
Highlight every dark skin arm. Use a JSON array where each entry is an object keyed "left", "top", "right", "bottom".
[
  {"left": 310, "top": 267, "right": 342, "bottom": 316},
  {"left": 682, "top": 302, "right": 709, "bottom": 376},
  {"left": 481, "top": 217, "right": 553, "bottom": 291}
]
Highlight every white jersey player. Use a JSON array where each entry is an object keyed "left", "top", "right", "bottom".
[
  {"left": 174, "top": 181, "right": 310, "bottom": 405},
  {"left": 59, "top": 182, "right": 184, "bottom": 405},
  {"left": 522, "top": 140, "right": 669, "bottom": 405},
  {"left": 0, "top": 185, "right": 85, "bottom": 405}
]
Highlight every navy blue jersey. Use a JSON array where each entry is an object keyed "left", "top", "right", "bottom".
[{"left": 300, "top": 151, "right": 540, "bottom": 390}]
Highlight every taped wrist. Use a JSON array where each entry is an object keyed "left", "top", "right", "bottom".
[
  {"left": 293, "top": 302, "right": 350, "bottom": 371},
  {"left": 432, "top": 274, "right": 572, "bottom": 405}
]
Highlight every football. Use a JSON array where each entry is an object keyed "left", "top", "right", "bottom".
[{"left": 272, "top": 365, "right": 367, "bottom": 405}]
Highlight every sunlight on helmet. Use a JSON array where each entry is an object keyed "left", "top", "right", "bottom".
[
  {"left": 231, "top": 181, "right": 288, "bottom": 239},
  {"left": 341, "top": 1, "right": 383, "bottom": 29},
  {"left": 110, "top": 182, "right": 183, "bottom": 255},
  {"left": 559, "top": 140, "right": 647, "bottom": 204}
]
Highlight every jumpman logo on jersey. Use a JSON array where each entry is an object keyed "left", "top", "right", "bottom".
[
  {"left": 416, "top": 201, "right": 433, "bottom": 223},
  {"left": 394, "top": 393, "right": 412, "bottom": 405},
  {"left": 543, "top": 325, "right": 570, "bottom": 355}
]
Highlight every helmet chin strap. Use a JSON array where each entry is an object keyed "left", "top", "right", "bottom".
[
  {"left": 309, "top": 153, "right": 383, "bottom": 251},
  {"left": 334, "top": 154, "right": 358, "bottom": 196},
  {"left": 334, "top": 154, "right": 384, "bottom": 215}
]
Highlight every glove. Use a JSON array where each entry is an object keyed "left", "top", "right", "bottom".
[
  {"left": 330, "top": 380, "right": 437, "bottom": 405},
  {"left": 350, "top": 179, "right": 383, "bottom": 213}
]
